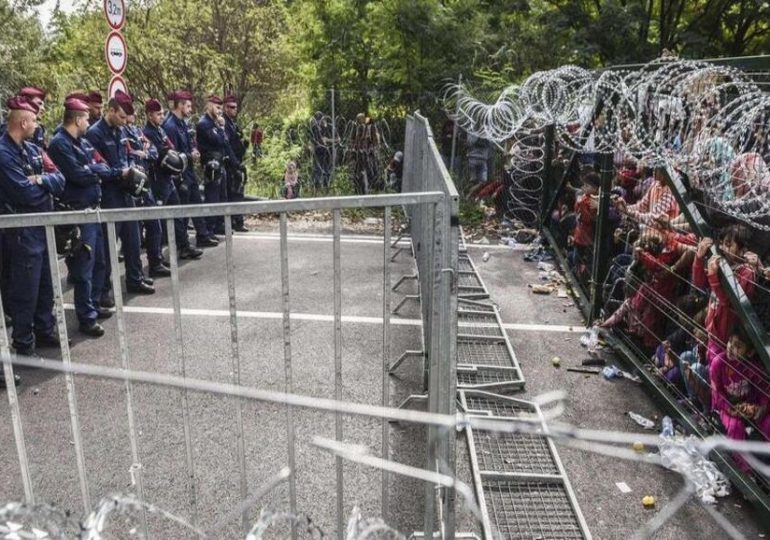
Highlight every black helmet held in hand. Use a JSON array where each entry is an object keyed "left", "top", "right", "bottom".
[
  {"left": 122, "top": 167, "right": 149, "bottom": 197},
  {"left": 158, "top": 148, "right": 188, "bottom": 175}
]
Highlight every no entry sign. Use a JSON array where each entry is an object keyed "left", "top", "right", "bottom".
[
  {"left": 108, "top": 75, "right": 127, "bottom": 98},
  {"left": 103, "top": 0, "right": 126, "bottom": 30},
  {"left": 105, "top": 31, "right": 127, "bottom": 75}
]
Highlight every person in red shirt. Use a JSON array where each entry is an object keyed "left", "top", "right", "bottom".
[
  {"left": 568, "top": 172, "right": 599, "bottom": 281},
  {"left": 692, "top": 224, "right": 757, "bottom": 367},
  {"left": 250, "top": 122, "right": 263, "bottom": 162}
]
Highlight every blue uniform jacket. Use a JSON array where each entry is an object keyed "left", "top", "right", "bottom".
[
  {"left": 85, "top": 118, "right": 132, "bottom": 190},
  {"left": 162, "top": 113, "right": 196, "bottom": 184},
  {"left": 0, "top": 132, "right": 64, "bottom": 213},
  {"left": 47, "top": 130, "right": 107, "bottom": 209},
  {"left": 196, "top": 114, "right": 236, "bottom": 164},
  {"left": 125, "top": 124, "right": 157, "bottom": 171},
  {"left": 224, "top": 116, "right": 245, "bottom": 165}
]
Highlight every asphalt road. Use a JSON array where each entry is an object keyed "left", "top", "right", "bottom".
[{"left": 0, "top": 230, "right": 427, "bottom": 538}]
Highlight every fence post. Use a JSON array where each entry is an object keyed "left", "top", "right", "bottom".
[
  {"left": 449, "top": 74, "right": 462, "bottom": 176},
  {"left": 589, "top": 152, "right": 614, "bottom": 320},
  {"left": 331, "top": 86, "right": 337, "bottom": 183},
  {"left": 540, "top": 124, "right": 555, "bottom": 227}
]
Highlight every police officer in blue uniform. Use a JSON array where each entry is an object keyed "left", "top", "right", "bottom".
[
  {"left": 18, "top": 87, "right": 47, "bottom": 149},
  {"left": 47, "top": 98, "right": 113, "bottom": 337},
  {"left": 143, "top": 98, "right": 203, "bottom": 260},
  {"left": 163, "top": 91, "right": 218, "bottom": 248},
  {"left": 223, "top": 95, "right": 249, "bottom": 232},
  {"left": 87, "top": 91, "right": 103, "bottom": 127},
  {"left": 197, "top": 95, "right": 234, "bottom": 234},
  {"left": 85, "top": 91, "right": 155, "bottom": 300},
  {"left": 0, "top": 96, "right": 65, "bottom": 356},
  {"left": 125, "top": 107, "right": 172, "bottom": 277}
]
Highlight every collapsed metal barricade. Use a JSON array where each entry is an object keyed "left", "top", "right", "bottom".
[
  {"left": 0, "top": 191, "right": 455, "bottom": 539},
  {"left": 459, "top": 390, "right": 591, "bottom": 540}
]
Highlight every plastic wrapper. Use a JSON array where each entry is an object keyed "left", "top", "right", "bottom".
[{"left": 657, "top": 418, "right": 730, "bottom": 504}]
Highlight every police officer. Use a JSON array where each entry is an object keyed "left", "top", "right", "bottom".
[
  {"left": 125, "top": 107, "right": 172, "bottom": 277},
  {"left": 18, "top": 87, "right": 47, "bottom": 149},
  {"left": 163, "top": 90, "right": 218, "bottom": 248},
  {"left": 87, "top": 91, "right": 103, "bottom": 126},
  {"left": 223, "top": 95, "right": 249, "bottom": 232},
  {"left": 196, "top": 95, "right": 233, "bottom": 234},
  {"left": 143, "top": 98, "right": 203, "bottom": 260},
  {"left": 47, "top": 98, "right": 112, "bottom": 337},
  {"left": 0, "top": 96, "right": 65, "bottom": 356},
  {"left": 86, "top": 90, "right": 155, "bottom": 300}
]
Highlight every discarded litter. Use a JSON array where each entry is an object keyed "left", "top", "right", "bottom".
[
  {"left": 551, "top": 356, "right": 561, "bottom": 368},
  {"left": 657, "top": 417, "right": 730, "bottom": 504},
  {"left": 567, "top": 367, "right": 602, "bottom": 375},
  {"left": 482, "top": 252, "right": 490, "bottom": 262},
  {"left": 627, "top": 411, "right": 656, "bottom": 430},
  {"left": 580, "top": 326, "right": 601, "bottom": 354},
  {"left": 557, "top": 288, "right": 569, "bottom": 298},
  {"left": 642, "top": 495, "right": 656, "bottom": 508},
  {"left": 530, "top": 284, "right": 552, "bottom": 295},
  {"left": 632, "top": 441, "right": 645, "bottom": 452},
  {"left": 537, "top": 261, "right": 555, "bottom": 272},
  {"left": 616, "top": 482, "right": 632, "bottom": 494},
  {"left": 602, "top": 365, "right": 622, "bottom": 380},
  {"left": 582, "top": 357, "right": 606, "bottom": 367}
]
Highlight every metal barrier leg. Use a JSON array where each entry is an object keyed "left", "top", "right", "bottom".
[
  {"left": 392, "top": 294, "right": 419, "bottom": 315},
  {"left": 165, "top": 218, "right": 198, "bottom": 526},
  {"left": 105, "top": 221, "right": 148, "bottom": 537},
  {"left": 44, "top": 225, "right": 90, "bottom": 514},
  {"left": 279, "top": 213, "right": 298, "bottom": 539},
  {"left": 389, "top": 350, "right": 425, "bottom": 374},
  {"left": 0, "top": 289, "right": 33, "bottom": 503},
  {"left": 392, "top": 273, "right": 417, "bottom": 293},
  {"left": 382, "top": 206, "right": 392, "bottom": 521},
  {"left": 332, "top": 209, "right": 344, "bottom": 539},
  {"left": 224, "top": 218, "right": 249, "bottom": 533}
]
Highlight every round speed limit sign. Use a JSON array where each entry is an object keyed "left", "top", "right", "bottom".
[{"left": 103, "top": 0, "right": 126, "bottom": 30}]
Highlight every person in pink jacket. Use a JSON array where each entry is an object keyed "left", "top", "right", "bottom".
[{"left": 710, "top": 327, "right": 770, "bottom": 473}]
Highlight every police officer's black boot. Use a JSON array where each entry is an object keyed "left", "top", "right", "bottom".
[{"left": 79, "top": 321, "right": 105, "bottom": 337}]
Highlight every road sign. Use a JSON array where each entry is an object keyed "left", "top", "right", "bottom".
[
  {"left": 103, "top": 0, "right": 126, "bottom": 30},
  {"left": 104, "top": 31, "right": 127, "bottom": 75},
  {"left": 108, "top": 75, "right": 127, "bottom": 98}
]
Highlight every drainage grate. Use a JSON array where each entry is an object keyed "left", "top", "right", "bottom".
[{"left": 483, "top": 480, "right": 585, "bottom": 540}]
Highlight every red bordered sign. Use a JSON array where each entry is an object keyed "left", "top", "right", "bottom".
[
  {"left": 103, "top": 0, "right": 126, "bottom": 30},
  {"left": 108, "top": 75, "right": 128, "bottom": 98},
  {"left": 104, "top": 31, "right": 128, "bottom": 75}
]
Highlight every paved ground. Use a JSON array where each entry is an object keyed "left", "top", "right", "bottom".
[
  {"left": 466, "top": 242, "right": 767, "bottom": 539},
  {"left": 0, "top": 230, "right": 427, "bottom": 538},
  {"left": 1, "top": 229, "right": 767, "bottom": 539}
]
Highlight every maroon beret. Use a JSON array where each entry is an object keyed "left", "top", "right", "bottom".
[
  {"left": 113, "top": 90, "right": 134, "bottom": 115},
  {"left": 207, "top": 94, "right": 223, "bottom": 105},
  {"left": 166, "top": 91, "right": 177, "bottom": 101},
  {"left": 66, "top": 92, "right": 91, "bottom": 103},
  {"left": 19, "top": 86, "right": 46, "bottom": 100},
  {"left": 6, "top": 96, "right": 39, "bottom": 113},
  {"left": 180, "top": 90, "right": 194, "bottom": 101},
  {"left": 145, "top": 98, "right": 162, "bottom": 113},
  {"left": 224, "top": 95, "right": 238, "bottom": 105},
  {"left": 88, "top": 91, "right": 103, "bottom": 105},
  {"left": 64, "top": 98, "right": 90, "bottom": 113}
]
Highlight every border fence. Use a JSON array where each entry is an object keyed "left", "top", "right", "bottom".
[
  {"left": 534, "top": 65, "right": 770, "bottom": 523},
  {"left": 0, "top": 182, "right": 456, "bottom": 537}
]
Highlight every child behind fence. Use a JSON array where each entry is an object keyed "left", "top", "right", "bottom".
[{"left": 281, "top": 160, "right": 301, "bottom": 200}]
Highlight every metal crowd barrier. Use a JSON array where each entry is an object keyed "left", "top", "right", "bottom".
[
  {"left": 401, "top": 112, "right": 460, "bottom": 538},
  {"left": 0, "top": 191, "right": 456, "bottom": 538}
]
